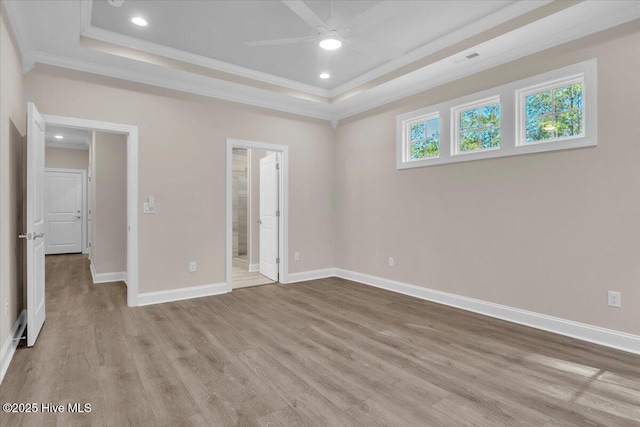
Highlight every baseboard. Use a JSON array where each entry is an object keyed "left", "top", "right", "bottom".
[
  {"left": 90, "top": 260, "right": 127, "bottom": 284},
  {"left": 335, "top": 269, "right": 640, "bottom": 355},
  {"left": 138, "top": 282, "right": 229, "bottom": 306},
  {"left": 285, "top": 268, "right": 337, "bottom": 284},
  {"left": 0, "top": 309, "right": 26, "bottom": 384},
  {"left": 249, "top": 263, "right": 259, "bottom": 273}
]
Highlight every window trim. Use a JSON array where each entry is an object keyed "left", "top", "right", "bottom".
[
  {"left": 515, "top": 74, "right": 585, "bottom": 147},
  {"left": 451, "top": 95, "right": 501, "bottom": 156},
  {"left": 396, "top": 59, "right": 597, "bottom": 170},
  {"left": 403, "top": 112, "right": 441, "bottom": 162}
]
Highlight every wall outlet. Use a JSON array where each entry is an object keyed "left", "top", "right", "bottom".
[
  {"left": 294, "top": 252, "right": 300, "bottom": 261},
  {"left": 4, "top": 298, "right": 8, "bottom": 316},
  {"left": 388, "top": 257, "right": 394, "bottom": 267},
  {"left": 608, "top": 291, "right": 621, "bottom": 308},
  {"left": 189, "top": 261, "right": 197, "bottom": 273}
]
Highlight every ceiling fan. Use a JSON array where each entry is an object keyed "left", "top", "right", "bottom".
[{"left": 245, "top": 0, "right": 403, "bottom": 58}]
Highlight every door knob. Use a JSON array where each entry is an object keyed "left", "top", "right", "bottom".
[{"left": 33, "top": 232, "right": 44, "bottom": 239}]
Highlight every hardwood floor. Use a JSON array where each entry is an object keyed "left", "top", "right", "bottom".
[
  {"left": 1, "top": 254, "right": 639, "bottom": 426},
  {"left": 232, "top": 265, "right": 275, "bottom": 289}
]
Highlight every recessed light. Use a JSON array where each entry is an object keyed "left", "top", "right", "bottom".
[
  {"left": 319, "top": 73, "right": 330, "bottom": 79},
  {"left": 319, "top": 38, "right": 342, "bottom": 51},
  {"left": 54, "top": 135, "right": 64, "bottom": 140},
  {"left": 131, "top": 16, "right": 148, "bottom": 27}
]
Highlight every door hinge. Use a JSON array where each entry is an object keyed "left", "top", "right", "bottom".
[
  {"left": 88, "top": 242, "right": 91, "bottom": 248},
  {"left": 276, "top": 257, "right": 280, "bottom": 264},
  {"left": 276, "top": 210, "right": 280, "bottom": 217},
  {"left": 276, "top": 163, "right": 280, "bottom": 170}
]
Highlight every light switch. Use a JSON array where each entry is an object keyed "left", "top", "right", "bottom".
[{"left": 144, "top": 196, "right": 156, "bottom": 214}]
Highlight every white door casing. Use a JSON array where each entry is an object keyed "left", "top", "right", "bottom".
[
  {"left": 45, "top": 170, "right": 83, "bottom": 255},
  {"left": 259, "top": 153, "right": 279, "bottom": 281},
  {"left": 26, "top": 103, "right": 46, "bottom": 347}
]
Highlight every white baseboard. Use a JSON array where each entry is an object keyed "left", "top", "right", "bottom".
[
  {"left": 0, "top": 309, "right": 26, "bottom": 384},
  {"left": 335, "top": 269, "right": 640, "bottom": 355},
  {"left": 138, "top": 282, "right": 229, "bottom": 306},
  {"left": 285, "top": 268, "right": 337, "bottom": 284},
  {"left": 90, "top": 260, "right": 127, "bottom": 284},
  {"left": 249, "top": 263, "right": 259, "bottom": 273}
]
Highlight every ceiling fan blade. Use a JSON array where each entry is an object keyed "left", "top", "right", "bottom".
[
  {"left": 339, "top": 1, "right": 400, "bottom": 34},
  {"left": 245, "top": 35, "right": 317, "bottom": 47},
  {"left": 281, "top": 0, "right": 329, "bottom": 31},
  {"left": 343, "top": 37, "right": 404, "bottom": 59}
]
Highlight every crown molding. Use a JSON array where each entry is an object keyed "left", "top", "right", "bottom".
[
  {"left": 332, "top": 0, "right": 640, "bottom": 120},
  {"left": 1, "top": 0, "right": 35, "bottom": 72},
  {"left": 79, "top": 1, "right": 329, "bottom": 99},
  {"left": 326, "top": 0, "right": 554, "bottom": 98},
  {"left": 29, "top": 51, "right": 333, "bottom": 121},
  {"left": 5, "top": 1, "right": 640, "bottom": 126}
]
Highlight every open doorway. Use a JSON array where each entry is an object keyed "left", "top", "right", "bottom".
[
  {"left": 42, "top": 125, "right": 128, "bottom": 314},
  {"left": 24, "top": 105, "right": 139, "bottom": 345},
  {"left": 226, "top": 139, "right": 289, "bottom": 291},
  {"left": 231, "top": 147, "right": 278, "bottom": 289}
]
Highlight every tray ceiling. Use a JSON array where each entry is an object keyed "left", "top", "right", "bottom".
[{"left": 4, "top": 0, "right": 640, "bottom": 124}]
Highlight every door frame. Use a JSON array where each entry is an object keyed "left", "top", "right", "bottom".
[
  {"left": 41, "top": 114, "right": 139, "bottom": 307},
  {"left": 226, "top": 138, "right": 289, "bottom": 291},
  {"left": 44, "top": 168, "right": 87, "bottom": 255}
]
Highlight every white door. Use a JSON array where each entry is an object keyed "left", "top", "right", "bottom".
[
  {"left": 45, "top": 170, "right": 83, "bottom": 254},
  {"left": 259, "top": 154, "right": 279, "bottom": 281},
  {"left": 25, "top": 103, "right": 46, "bottom": 347}
]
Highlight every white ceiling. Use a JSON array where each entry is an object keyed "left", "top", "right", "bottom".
[
  {"left": 89, "top": 0, "right": 516, "bottom": 88},
  {"left": 4, "top": 0, "right": 640, "bottom": 123},
  {"left": 45, "top": 125, "right": 91, "bottom": 149}
]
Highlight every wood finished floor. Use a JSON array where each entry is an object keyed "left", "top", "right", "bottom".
[
  {"left": 232, "top": 265, "right": 275, "bottom": 289},
  {"left": 1, "top": 254, "right": 639, "bottom": 426}
]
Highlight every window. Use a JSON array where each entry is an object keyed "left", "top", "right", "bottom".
[
  {"left": 452, "top": 97, "right": 501, "bottom": 154},
  {"left": 518, "top": 77, "right": 584, "bottom": 145},
  {"left": 408, "top": 114, "right": 440, "bottom": 160},
  {"left": 396, "top": 59, "right": 596, "bottom": 170}
]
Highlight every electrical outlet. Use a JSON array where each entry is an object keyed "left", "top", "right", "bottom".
[
  {"left": 4, "top": 298, "right": 8, "bottom": 316},
  {"left": 189, "top": 261, "right": 197, "bottom": 273},
  {"left": 388, "top": 257, "right": 394, "bottom": 267},
  {"left": 294, "top": 252, "right": 300, "bottom": 261},
  {"left": 608, "top": 291, "right": 621, "bottom": 308}
]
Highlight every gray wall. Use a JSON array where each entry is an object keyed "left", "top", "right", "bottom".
[
  {"left": 335, "top": 24, "right": 640, "bottom": 335},
  {"left": 25, "top": 65, "right": 336, "bottom": 293},
  {"left": 232, "top": 148, "right": 248, "bottom": 257},
  {"left": 0, "top": 12, "right": 26, "bottom": 359},
  {"left": 91, "top": 131, "right": 127, "bottom": 275},
  {"left": 45, "top": 147, "right": 89, "bottom": 170}
]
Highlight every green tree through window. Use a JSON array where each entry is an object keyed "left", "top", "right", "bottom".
[
  {"left": 459, "top": 103, "right": 500, "bottom": 152},
  {"left": 525, "top": 83, "right": 583, "bottom": 142},
  {"left": 410, "top": 117, "right": 440, "bottom": 159}
]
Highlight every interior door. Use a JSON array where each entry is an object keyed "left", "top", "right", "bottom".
[
  {"left": 25, "top": 103, "right": 46, "bottom": 347},
  {"left": 259, "top": 153, "right": 279, "bottom": 281},
  {"left": 45, "top": 171, "right": 83, "bottom": 254}
]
